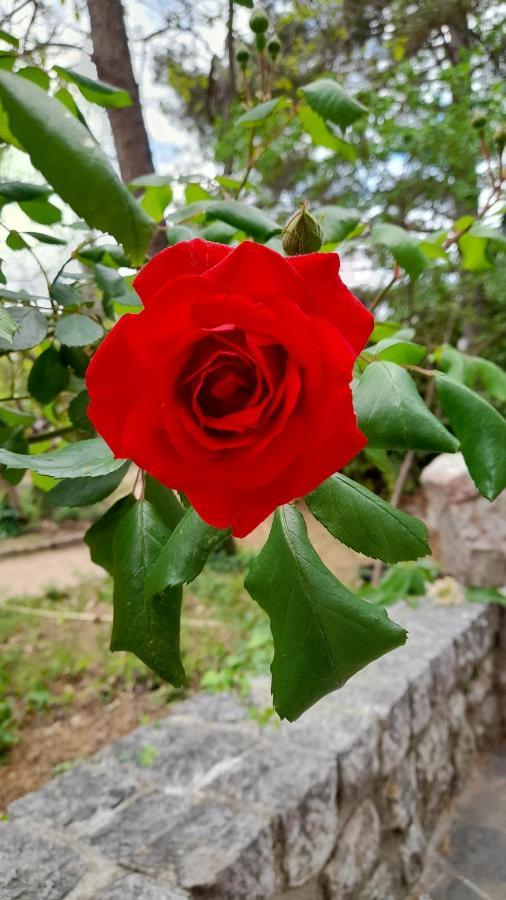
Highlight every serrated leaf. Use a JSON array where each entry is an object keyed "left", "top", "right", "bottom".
[
  {"left": 85, "top": 494, "right": 136, "bottom": 574},
  {"left": 111, "top": 499, "right": 185, "bottom": 685},
  {"left": 236, "top": 98, "right": 281, "bottom": 127},
  {"left": 68, "top": 390, "right": 93, "bottom": 433},
  {"left": 144, "top": 475, "right": 184, "bottom": 532},
  {"left": 367, "top": 337, "right": 427, "bottom": 365},
  {"left": 354, "top": 361, "right": 459, "bottom": 452},
  {"left": 146, "top": 507, "right": 229, "bottom": 597},
  {"left": 54, "top": 66, "right": 131, "bottom": 109},
  {"left": 47, "top": 460, "right": 130, "bottom": 507},
  {"left": 50, "top": 279, "right": 82, "bottom": 307},
  {"left": 28, "top": 346, "right": 69, "bottom": 404},
  {"left": 436, "top": 374, "right": 506, "bottom": 501},
  {"left": 245, "top": 505, "right": 407, "bottom": 720},
  {"left": 0, "top": 71, "right": 153, "bottom": 264},
  {"left": 307, "top": 473, "right": 429, "bottom": 563},
  {"left": 0, "top": 307, "right": 47, "bottom": 351},
  {"left": 316, "top": 205, "right": 361, "bottom": 243},
  {"left": 0, "top": 437, "right": 126, "bottom": 478},
  {"left": 301, "top": 78, "right": 368, "bottom": 130},
  {"left": 371, "top": 223, "right": 429, "bottom": 279},
  {"left": 55, "top": 314, "right": 103, "bottom": 347},
  {"left": 298, "top": 106, "right": 357, "bottom": 159}
]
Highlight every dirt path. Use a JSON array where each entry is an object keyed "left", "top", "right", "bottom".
[{"left": 0, "top": 543, "right": 103, "bottom": 602}]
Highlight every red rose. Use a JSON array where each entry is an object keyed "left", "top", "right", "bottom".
[{"left": 86, "top": 239, "right": 373, "bottom": 536}]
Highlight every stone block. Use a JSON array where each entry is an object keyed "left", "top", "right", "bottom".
[
  {"left": 448, "top": 691, "right": 477, "bottom": 783},
  {"left": 469, "top": 693, "right": 501, "bottom": 748},
  {"left": 415, "top": 714, "right": 454, "bottom": 828},
  {"left": 91, "top": 790, "right": 278, "bottom": 898},
  {"left": 171, "top": 692, "right": 248, "bottom": 723},
  {"left": 8, "top": 757, "right": 138, "bottom": 828},
  {"left": 466, "top": 655, "right": 495, "bottom": 708},
  {"left": 400, "top": 816, "right": 426, "bottom": 886},
  {"left": 205, "top": 741, "right": 338, "bottom": 887},
  {"left": 360, "top": 863, "right": 397, "bottom": 900},
  {"left": 0, "top": 822, "right": 87, "bottom": 900},
  {"left": 97, "top": 873, "right": 189, "bottom": 899},
  {"left": 382, "top": 752, "right": 418, "bottom": 832},
  {"left": 380, "top": 693, "right": 412, "bottom": 776},
  {"left": 322, "top": 800, "right": 380, "bottom": 899}
]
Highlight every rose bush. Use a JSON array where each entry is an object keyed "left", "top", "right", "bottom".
[{"left": 86, "top": 238, "right": 373, "bottom": 535}]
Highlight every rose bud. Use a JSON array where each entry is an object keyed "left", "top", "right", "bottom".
[
  {"left": 249, "top": 7, "right": 269, "bottom": 34},
  {"left": 267, "top": 34, "right": 281, "bottom": 60},
  {"left": 282, "top": 203, "right": 324, "bottom": 256},
  {"left": 471, "top": 109, "right": 487, "bottom": 130},
  {"left": 235, "top": 44, "right": 250, "bottom": 68}
]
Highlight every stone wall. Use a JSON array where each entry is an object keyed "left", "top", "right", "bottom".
[{"left": 2, "top": 599, "right": 504, "bottom": 900}]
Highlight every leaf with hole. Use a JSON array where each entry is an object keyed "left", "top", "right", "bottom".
[{"left": 245, "top": 505, "right": 407, "bottom": 720}]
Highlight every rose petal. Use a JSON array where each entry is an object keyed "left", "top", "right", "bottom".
[{"left": 133, "top": 238, "right": 231, "bottom": 305}]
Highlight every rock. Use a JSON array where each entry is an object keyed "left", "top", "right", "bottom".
[
  {"left": 8, "top": 757, "right": 138, "bottom": 828},
  {"left": 448, "top": 691, "right": 477, "bottom": 783},
  {"left": 323, "top": 800, "right": 380, "bottom": 899},
  {"left": 420, "top": 452, "right": 506, "bottom": 587},
  {"left": 0, "top": 822, "right": 87, "bottom": 900},
  {"left": 360, "top": 863, "right": 397, "bottom": 900},
  {"left": 204, "top": 741, "right": 338, "bottom": 887},
  {"left": 400, "top": 817, "right": 426, "bottom": 886},
  {"left": 91, "top": 790, "right": 278, "bottom": 897},
  {"left": 415, "top": 715, "right": 454, "bottom": 828},
  {"left": 97, "top": 873, "right": 189, "bottom": 899},
  {"left": 171, "top": 692, "right": 248, "bottom": 723},
  {"left": 382, "top": 753, "right": 419, "bottom": 832}
]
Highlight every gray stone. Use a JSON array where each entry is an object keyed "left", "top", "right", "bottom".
[
  {"left": 469, "top": 693, "right": 501, "bottom": 747},
  {"left": 382, "top": 752, "right": 418, "bottom": 832},
  {"left": 8, "top": 758, "right": 138, "bottom": 828},
  {"left": 420, "top": 452, "right": 506, "bottom": 587},
  {"left": 171, "top": 692, "right": 248, "bottom": 723},
  {"left": 322, "top": 800, "right": 380, "bottom": 899},
  {"left": 380, "top": 692, "right": 412, "bottom": 777},
  {"left": 409, "top": 666, "right": 433, "bottom": 735},
  {"left": 360, "top": 863, "right": 397, "bottom": 900},
  {"left": 101, "top": 718, "right": 257, "bottom": 790},
  {"left": 448, "top": 691, "right": 477, "bottom": 782},
  {"left": 205, "top": 742, "right": 338, "bottom": 887},
  {"left": 415, "top": 715, "right": 454, "bottom": 828},
  {"left": 466, "top": 654, "right": 495, "bottom": 708},
  {"left": 97, "top": 873, "right": 189, "bottom": 900},
  {"left": 0, "top": 822, "right": 87, "bottom": 900},
  {"left": 400, "top": 816, "right": 426, "bottom": 886},
  {"left": 91, "top": 790, "right": 278, "bottom": 897}
]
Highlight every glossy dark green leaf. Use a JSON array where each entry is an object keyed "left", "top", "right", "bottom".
[
  {"left": 245, "top": 505, "right": 407, "bottom": 720},
  {"left": 366, "top": 336, "right": 427, "bottom": 365},
  {"left": 68, "top": 390, "right": 93, "bottom": 434},
  {"left": 112, "top": 499, "right": 185, "bottom": 685},
  {"left": 144, "top": 475, "right": 185, "bottom": 532},
  {"left": 55, "top": 314, "right": 103, "bottom": 347},
  {"left": 0, "top": 30, "right": 19, "bottom": 49},
  {"left": 50, "top": 279, "right": 82, "bottom": 307},
  {"left": 146, "top": 506, "right": 229, "bottom": 597},
  {"left": 371, "top": 223, "right": 429, "bottom": 279},
  {"left": 166, "top": 224, "right": 197, "bottom": 245},
  {"left": 17, "top": 66, "right": 50, "bottom": 90},
  {"left": 199, "top": 221, "right": 237, "bottom": 244},
  {"left": 139, "top": 185, "right": 172, "bottom": 221},
  {"left": 298, "top": 106, "right": 356, "bottom": 159},
  {"left": 54, "top": 65, "right": 131, "bottom": 109},
  {"left": 24, "top": 231, "right": 67, "bottom": 245},
  {"left": 0, "top": 307, "right": 47, "bottom": 351},
  {"left": 236, "top": 98, "right": 281, "bottom": 127},
  {"left": 205, "top": 200, "right": 281, "bottom": 242},
  {"left": 6, "top": 230, "right": 28, "bottom": 250},
  {"left": 0, "top": 437, "right": 126, "bottom": 478},
  {"left": 316, "top": 205, "right": 361, "bottom": 243},
  {"left": 85, "top": 494, "right": 136, "bottom": 575},
  {"left": 307, "top": 473, "right": 429, "bottom": 563},
  {"left": 19, "top": 198, "right": 61, "bottom": 224},
  {"left": 27, "top": 346, "right": 69, "bottom": 404},
  {"left": 0, "top": 306, "right": 18, "bottom": 343},
  {"left": 0, "top": 71, "right": 153, "bottom": 264},
  {"left": 436, "top": 374, "right": 506, "bottom": 501},
  {"left": 302, "top": 78, "right": 368, "bottom": 130},
  {"left": 47, "top": 460, "right": 130, "bottom": 507},
  {"left": 354, "top": 362, "right": 459, "bottom": 452},
  {"left": 0, "top": 180, "right": 51, "bottom": 202}
]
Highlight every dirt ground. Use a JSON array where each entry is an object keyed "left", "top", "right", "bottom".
[{"left": 0, "top": 509, "right": 366, "bottom": 810}]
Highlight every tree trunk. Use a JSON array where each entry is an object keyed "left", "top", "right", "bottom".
[{"left": 86, "top": 0, "right": 154, "bottom": 183}]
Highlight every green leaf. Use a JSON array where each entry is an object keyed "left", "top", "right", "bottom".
[
  {"left": 472, "top": 357, "right": 506, "bottom": 404},
  {"left": 27, "top": 346, "right": 69, "bottom": 404},
  {"left": 458, "top": 231, "right": 492, "bottom": 272},
  {"left": 144, "top": 474, "right": 185, "bottom": 532},
  {"left": 0, "top": 181, "right": 51, "bottom": 202},
  {"left": 371, "top": 223, "right": 429, "bottom": 279},
  {"left": 0, "top": 71, "right": 153, "bottom": 264},
  {"left": 0, "top": 306, "right": 18, "bottom": 343},
  {"left": 50, "top": 279, "right": 82, "bottom": 307},
  {"left": 54, "top": 66, "right": 132, "bottom": 109},
  {"left": 0, "top": 30, "right": 19, "bottom": 49},
  {"left": 236, "top": 98, "right": 281, "bottom": 127},
  {"left": 85, "top": 494, "right": 136, "bottom": 575},
  {"left": 54, "top": 87, "right": 92, "bottom": 132},
  {"left": 0, "top": 307, "right": 47, "bottom": 351},
  {"left": 466, "top": 586, "right": 506, "bottom": 608},
  {"left": 68, "top": 390, "right": 93, "bottom": 433},
  {"left": 306, "top": 473, "right": 429, "bottom": 563},
  {"left": 370, "top": 320, "right": 403, "bottom": 342},
  {"left": 130, "top": 173, "right": 173, "bottom": 189},
  {"left": 139, "top": 185, "right": 172, "bottom": 221},
  {"left": 316, "top": 205, "right": 361, "bottom": 243},
  {"left": 301, "top": 78, "right": 368, "bottom": 130},
  {"left": 298, "top": 106, "right": 356, "bottom": 160},
  {"left": 435, "top": 374, "right": 506, "bottom": 501},
  {"left": 467, "top": 224, "right": 506, "bottom": 248},
  {"left": 166, "top": 224, "right": 197, "bottom": 245},
  {"left": 199, "top": 221, "right": 237, "bottom": 244},
  {"left": 146, "top": 507, "right": 229, "bottom": 597},
  {"left": 205, "top": 200, "right": 280, "bottom": 242},
  {"left": 0, "top": 437, "right": 126, "bottom": 478},
  {"left": 111, "top": 499, "right": 185, "bottom": 685},
  {"left": 244, "top": 505, "right": 407, "bottom": 720},
  {"left": 234, "top": 0, "right": 253, "bottom": 7},
  {"left": 6, "top": 230, "right": 28, "bottom": 250},
  {"left": 47, "top": 460, "right": 130, "bottom": 507},
  {"left": 19, "top": 198, "right": 61, "bottom": 224},
  {"left": 17, "top": 66, "right": 50, "bottom": 90},
  {"left": 354, "top": 362, "right": 459, "bottom": 452},
  {"left": 55, "top": 314, "right": 104, "bottom": 347},
  {"left": 366, "top": 336, "right": 427, "bottom": 365},
  {"left": 184, "top": 183, "right": 212, "bottom": 204},
  {"left": 24, "top": 231, "right": 67, "bottom": 245}
]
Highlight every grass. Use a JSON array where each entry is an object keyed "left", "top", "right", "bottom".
[{"left": 0, "top": 548, "right": 273, "bottom": 761}]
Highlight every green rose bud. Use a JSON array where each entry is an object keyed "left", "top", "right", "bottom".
[
  {"left": 249, "top": 7, "right": 269, "bottom": 34},
  {"left": 493, "top": 124, "right": 506, "bottom": 153},
  {"left": 282, "top": 203, "right": 324, "bottom": 256},
  {"left": 235, "top": 44, "right": 250, "bottom": 67},
  {"left": 471, "top": 109, "right": 487, "bottom": 131},
  {"left": 267, "top": 34, "right": 281, "bottom": 59}
]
